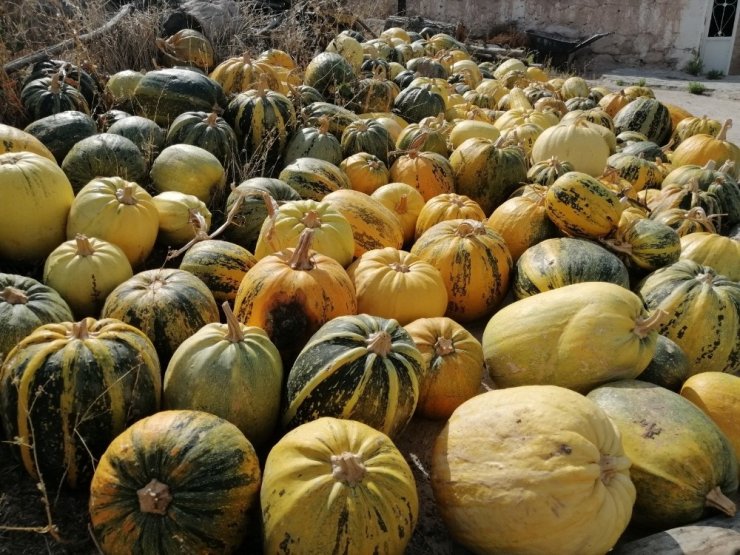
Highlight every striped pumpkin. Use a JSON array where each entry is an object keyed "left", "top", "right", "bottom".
[
  {"left": 303, "top": 52, "right": 356, "bottom": 100},
  {"left": 449, "top": 138, "right": 528, "bottom": 215},
  {"left": 679, "top": 232, "right": 740, "bottom": 281},
  {"left": 415, "top": 193, "right": 486, "bottom": 239},
  {"left": 411, "top": 219, "right": 512, "bottom": 322},
  {"left": 20, "top": 72, "right": 90, "bottom": 121},
  {"left": 261, "top": 417, "right": 418, "bottom": 554},
  {"left": 393, "top": 84, "right": 446, "bottom": 123},
  {"left": 165, "top": 111, "right": 239, "bottom": 170},
  {"left": 0, "top": 274, "right": 73, "bottom": 362},
  {"left": 233, "top": 229, "right": 357, "bottom": 361},
  {"left": 163, "top": 303, "right": 282, "bottom": 447},
  {"left": 389, "top": 149, "right": 456, "bottom": 201},
  {"left": 282, "top": 118, "right": 343, "bottom": 167},
  {"left": 283, "top": 314, "right": 424, "bottom": 438},
  {"left": 604, "top": 217, "right": 681, "bottom": 272},
  {"left": 672, "top": 115, "right": 722, "bottom": 146},
  {"left": 223, "top": 87, "right": 296, "bottom": 171},
  {"left": 102, "top": 268, "right": 220, "bottom": 366},
  {"left": 339, "top": 152, "right": 390, "bottom": 195},
  {"left": 651, "top": 206, "right": 719, "bottom": 237},
  {"left": 278, "top": 157, "right": 351, "bottom": 200},
  {"left": 340, "top": 118, "right": 395, "bottom": 165},
  {"left": 89, "top": 410, "right": 261, "bottom": 554},
  {"left": 613, "top": 97, "right": 672, "bottom": 146},
  {"left": 513, "top": 237, "right": 630, "bottom": 299},
  {"left": 301, "top": 102, "right": 359, "bottom": 138},
  {"left": 637, "top": 259, "right": 740, "bottom": 375},
  {"left": 179, "top": 239, "right": 257, "bottom": 303},
  {"left": 322, "top": 189, "right": 404, "bottom": 257},
  {"left": 0, "top": 318, "right": 160, "bottom": 489},
  {"left": 606, "top": 152, "right": 666, "bottom": 191},
  {"left": 209, "top": 51, "right": 280, "bottom": 95},
  {"left": 545, "top": 171, "right": 623, "bottom": 239}
]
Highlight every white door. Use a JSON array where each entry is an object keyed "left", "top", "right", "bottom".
[{"left": 702, "top": 0, "right": 739, "bottom": 74}]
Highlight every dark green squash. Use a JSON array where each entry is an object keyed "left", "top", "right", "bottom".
[
  {"left": 282, "top": 119, "right": 343, "bottom": 167},
  {"left": 301, "top": 101, "right": 359, "bottom": 139},
  {"left": 23, "top": 110, "right": 97, "bottom": 164},
  {"left": 303, "top": 52, "right": 357, "bottom": 100},
  {"left": 283, "top": 314, "right": 424, "bottom": 439},
  {"left": 107, "top": 116, "right": 166, "bottom": 165},
  {"left": 22, "top": 59, "right": 101, "bottom": 110},
  {"left": 0, "top": 318, "right": 161, "bottom": 489},
  {"left": 165, "top": 111, "right": 238, "bottom": 171},
  {"left": 20, "top": 72, "right": 90, "bottom": 121},
  {"left": 393, "top": 85, "right": 445, "bottom": 123},
  {"left": 340, "top": 118, "right": 395, "bottom": 165},
  {"left": 637, "top": 334, "right": 691, "bottom": 391},
  {"left": 613, "top": 97, "right": 672, "bottom": 146}
]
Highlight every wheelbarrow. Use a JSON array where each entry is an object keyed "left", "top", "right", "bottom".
[{"left": 525, "top": 29, "right": 613, "bottom": 68}]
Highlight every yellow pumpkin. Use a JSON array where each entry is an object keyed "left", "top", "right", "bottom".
[
  {"left": 448, "top": 120, "right": 500, "bottom": 149},
  {"left": 149, "top": 144, "right": 226, "bottom": 204},
  {"left": 0, "top": 123, "right": 56, "bottom": 160},
  {"left": 415, "top": 193, "right": 486, "bottom": 241},
  {"left": 411, "top": 219, "right": 512, "bottom": 322},
  {"left": 209, "top": 51, "right": 280, "bottom": 94},
  {"left": 671, "top": 119, "right": 740, "bottom": 179},
  {"left": 403, "top": 317, "right": 484, "bottom": 419},
  {"left": 532, "top": 119, "right": 610, "bottom": 177},
  {"left": 370, "top": 182, "right": 426, "bottom": 245},
  {"left": 389, "top": 150, "right": 455, "bottom": 201},
  {"left": 679, "top": 232, "right": 740, "bottom": 281},
  {"left": 152, "top": 191, "right": 212, "bottom": 247},
  {"left": 339, "top": 152, "right": 389, "bottom": 195},
  {"left": 431, "top": 385, "right": 636, "bottom": 555},
  {"left": 346, "top": 247, "right": 447, "bottom": 324}
]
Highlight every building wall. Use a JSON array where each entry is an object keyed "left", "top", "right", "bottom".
[{"left": 400, "top": 0, "right": 711, "bottom": 70}]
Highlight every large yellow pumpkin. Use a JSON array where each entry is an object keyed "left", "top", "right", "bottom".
[
  {"left": 0, "top": 152, "right": 74, "bottom": 262},
  {"left": 431, "top": 385, "right": 636, "bottom": 555},
  {"left": 531, "top": 119, "right": 610, "bottom": 177}
]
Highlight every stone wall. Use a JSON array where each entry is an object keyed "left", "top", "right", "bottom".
[{"left": 399, "top": 0, "right": 710, "bottom": 71}]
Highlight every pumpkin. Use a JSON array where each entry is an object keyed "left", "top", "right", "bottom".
[
  {"left": 449, "top": 137, "right": 528, "bottom": 214},
  {"left": 339, "top": 152, "right": 390, "bottom": 195},
  {"left": 613, "top": 97, "right": 672, "bottom": 146},
  {"left": 233, "top": 229, "right": 357, "bottom": 361},
  {"left": 637, "top": 334, "right": 690, "bottom": 391},
  {"left": 606, "top": 152, "right": 665, "bottom": 191},
  {"left": 209, "top": 51, "right": 280, "bottom": 95},
  {"left": 679, "top": 232, "right": 740, "bottom": 281},
  {"left": 278, "top": 157, "right": 351, "bottom": 200},
  {"left": 604, "top": 217, "right": 681, "bottom": 272},
  {"left": 102, "top": 268, "right": 220, "bottom": 366},
  {"left": 349, "top": 71, "right": 400, "bottom": 113},
  {"left": 179, "top": 239, "right": 256, "bottom": 304},
  {"left": 254, "top": 198, "right": 355, "bottom": 266},
  {"left": 411, "top": 219, "right": 512, "bottom": 322},
  {"left": 370, "top": 182, "right": 426, "bottom": 244},
  {"left": 303, "top": 52, "right": 356, "bottom": 100},
  {"left": 346, "top": 247, "right": 447, "bottom": 324},
  {"left": 322, "top": 189, "right": 404, "bottom": 257},
  {"left": 131, "top": 68, "right": 227, "bottom": 126},
  {"left": 651, "top": 206, "right": 720, "bottom": 237},
  {"left": 325, "top": 32, "right": 364, "bottom": 73},
  {"left": 483, "top": 282, "right": 661, "bottom": 392},
  {"left": 0, "top": 274, "right": 73, "bottom": 360},
  {"left": 672, "top": 115, "right": 722, "bottom": 146},
  {"left": 403, "top": 317, "right": 484, "bottom": 419},
  {"left": 223, "top": 177, "right": 301, "bottom": 251},
  {"left": 282, "top": 118, "right": 342, "bottom": 167},
  {"left": 531, "top": 119, "right": 610, "bottom": 177},
  {"left": 150, "top": 143, "right": 226, "bottom": 205},
  {"left": 163, "top": 302, "right": 282, "bottom": 446},
  {"left": 681, "top": 372, "right": 740, "bottom": 474},
  {"left": 487, "top": 187, "right": 559, "bottom": 262},
  {"left": 431, "top": 385, "right": 636, "bottom": 555},
  {"left": 599, "top": 89, "right": 633, "bottom": 118},
  {"left": 107, "top": 115, "right": 166, "bottom": 165},
  {"left": 155, "top": 29, "right": 215, "bottom": 71},
  {"left": 588, "top": 380, "right": 738, "bottom": 529},
  {"left": 448, "top": 119, "right": 500, "bottom": 149},
  {"left": 66, "top": 177, "right": 159, "bottom": 268},
  {"left": 104, "top": 69, "right": 144, "bottom": 111},
  {"left": 165, "top": 111, "right": 239, "bottom": 171},
  {"left": 283, "top": 314, "right": 424, "bottom": 438},
  {"left": 393, "top": 84, "right": 446, "bottom": 123},
  {"left": 61, "top": 133, "right": 147, "bottom": 193},
  {"left": 152, "top": 191, "right": 212, "bottom": 247},
  {"left": 0, "top": 152, "right": 74, "bottom": 262},
  {"left": 301, "top": 102, "right": 359, "bottom": 138},
  {"left": 513, "top": 237, "right": 630, "bottom": 299},
  {"left": 23, "top": 110, "right": 98, "bottom": 164},
  {"left": 0, "top": 122, "right": 56, "bottom": 160},
  {"left": 671, "top": 120, "right": 740, "bottom": 179},
  {"left": 415, "top": 193, "right": 486, "bottom": 239},
  {"left": 545, "top": 171, "right": 623, "bottom": 239},
  {"left": 389, "top": 149, "right": 456, "bottom": 201},
  {"left": 396, "top": 119, "right": 450, "bottom": 157},
  {"left": 261, "top": 417, "right": 418, "bottom": 554},
  {"left": 22, "top": 59, "right": 101, "bottom": 110},
  {"left": 20, "top": 72, "right": 90, "bottom": 121},
  {"left": 43, "top": 235, "right": 133, "bottom": 318},
  {"left": 339, "top": 118, "right": 395, "bottom": 165},
  {"left": 0, "top": 317, "right": 160, "bottom": 489},
  {"left": 636, "top": 259, "right": 740, "bottom": 376},
  {"left": 89, "top": 410, "right": 261, "bottom": 554}
]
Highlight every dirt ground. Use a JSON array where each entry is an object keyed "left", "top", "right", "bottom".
[{"left": 1, "top": 72, "right": 739, "bottom": 554}]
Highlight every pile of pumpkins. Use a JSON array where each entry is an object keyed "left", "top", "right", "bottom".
[{"left": 1, "top": 20, "right": 739, "bottom": 555}]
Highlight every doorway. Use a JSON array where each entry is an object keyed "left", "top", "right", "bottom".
[{"left": 701, "top": 0, "right": 739, "bottom": 74}]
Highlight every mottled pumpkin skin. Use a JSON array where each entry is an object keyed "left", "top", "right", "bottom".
[
  {"left": 261, "top": 417, "right": 418, "bottom": 555},
  {"left": 179, "top": 240, "right": 257, "bottom": 304},
  {"left": 283, "top": 314, "right": 424, "bottom": 439},
  {"left": 588, "top": 380, "right": 738, "bottom": 529},
  {"left": 0, "top": 318, "right": 160, "bottom": 489},
  {"left": 89, "top": 410, "right": 261, "bottom": 555},
  {"left": 102, "top": 268, "right": 220, "bottom": 367},
  {"left": 431, "top": 386, "right": 636, "bottom": 555}
]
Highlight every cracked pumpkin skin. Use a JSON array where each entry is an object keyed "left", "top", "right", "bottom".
[{"left": 431, "top": 385, "right": 636, "bottom": 555}]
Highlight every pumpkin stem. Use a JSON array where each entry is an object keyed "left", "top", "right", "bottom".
[
  {"left": 206, "top": 111, "right": 219, "bottom": 127},
  {"left": 719, "top": 160, "right": 736, "bottom": 176},
  {"left": 395, "top": 194, "right": 409, "bottom": 215},
  {"left": 717, "top": 119, "right": 732, "bottom": 142},
  {"left": 49, "top": 71, "right": 62, "bottom": 94},
  {"left": 1, "top": 286, "right": 28, "bottom": 305},
  {"left": 455, "top": 219, "right": 486, "bottom": 238},
  {"left": 222, "top": 301, "right": 244, "bottom": 343},
  {"left": 71, "top": 319, "right": 90, "bottom": 340},
  {"left": 366, "top": 330, "right": 392, "bottom": 357},
  {"left": 633, "top": 309, "right": 668, "bottom": 338},
  {"left": 599, "top": 454, "right": 629, "bottom": 486},
  {"left": 116, "top": 184, "right": 138, "bottom": 205},
  {"left": 389, "top": 262, "right": 410, "bottom": 273},
  {"left": 74, "top": 234, "right": 95, "bottom": 256},
  {"left": 137, "top": 478, "right": 173, "bottom": 515},
  {"left": 331, "top": 452, "right": 367, "bottom": 486},
  {"left": 301, "top": 210, "right": 322, "bottom": 229},
  {"left": 288, "top": 228, "right": 316, "bottom": 271},
  {"left": 705, "top": 486, "right": 736, "bottom": 517},
  {"left": 702, "top": 160, "right": 718, "bottom": 171},
  {"left": 601, "top": 238, "right": 633, "bottom": 255},
  {"left": 434, "top": 336, "right": 455, "bottom": 356},
  {"left": 317, "top": 115, "right": 331, "bottom": 135}
]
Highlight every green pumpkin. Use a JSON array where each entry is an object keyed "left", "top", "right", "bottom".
[
  {"left": 392, "top": 85, "right": 445, "bottom": 123},
  {"left": 23, "top": 110, "right": 97, "bottom": 164},
  {"left": 166, "top": 111, "right": 239, "bottom": 171},
  {"left": 301, "top": 101, "right": 360, "bottom": 138},
  {"left": 278, "top": 157, "right": 351, "bottom": 201},
  {"left": 107, "top": 116, "right": 166, "bottom": 165},
  {"left": 283, "top": 314, "right": 424, "bottom": 439},
  {"left": 282, "top": 120, "right": 343, "bottom": 167},
  {"left": 340, "top": 118, "right": 395, "bottom": 165},
  {"left": 637, "top": 334, "right": 690, "bottom": 392},
  {"left": 20, "top": 72, "right": 90, "bottom": 121},
  {"left": 613, "top": 97, "right": 672, "bottom": 146},
  {"left": 303, "top": 52, "right": 356, "bottom": 100},
  {"left": 0, "top": 318, "right": 160, "bottom": 489},
  {"left": 179, "top": 240, "right": 257, "bottom": 303}
]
